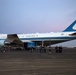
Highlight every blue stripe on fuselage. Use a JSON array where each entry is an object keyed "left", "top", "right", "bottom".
[{"left": 19, "top": 36, "right": 76, "bottom": 41}]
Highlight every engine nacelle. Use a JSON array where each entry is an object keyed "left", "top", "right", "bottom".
[{"left": 0, "top": 40, "right": 5, "bottom": 48}]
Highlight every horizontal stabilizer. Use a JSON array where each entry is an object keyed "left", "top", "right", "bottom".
[{"left": 69, "top": 32, "right": 76, "bottom": 36}]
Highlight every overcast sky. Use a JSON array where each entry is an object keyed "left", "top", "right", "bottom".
[{"left": 0, "top": 0, "right": 76, "bottom": 46}]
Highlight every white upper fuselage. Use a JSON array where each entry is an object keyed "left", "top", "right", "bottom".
[{"left": 0, "top": 32, "right": 75, "bottom": 42}]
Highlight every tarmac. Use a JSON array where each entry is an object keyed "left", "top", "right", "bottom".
[{"left": 0, "top": 48, "right": 76, "bottom": 75}]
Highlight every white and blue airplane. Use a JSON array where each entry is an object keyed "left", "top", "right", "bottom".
[{"left": 0, "top": 20, "right": 76, "bottom": 47}]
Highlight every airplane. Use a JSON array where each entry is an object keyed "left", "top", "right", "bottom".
[{"left": 0, "top": 20, "right": 76, "bottom": 48}]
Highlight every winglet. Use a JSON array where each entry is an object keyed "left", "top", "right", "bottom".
[{"left": 63, "top": 20, "right": 76, "bottom": 32}]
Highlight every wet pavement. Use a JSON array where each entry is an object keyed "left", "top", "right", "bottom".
[{"left": 0, "top": 48, "right": 76, "bottom": 75}]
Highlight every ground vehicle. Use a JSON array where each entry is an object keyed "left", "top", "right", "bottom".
[{"left": 24, "top": 42, "right": 36, "bottom": 50}]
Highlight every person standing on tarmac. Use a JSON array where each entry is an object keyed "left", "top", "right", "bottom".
[
  {"left": 44, "top": 46, "right": 46, "bottom": 53},
  {"left": 55, "top": 46, "right": 58, "bottom": 53},
  {"left": 40, "top": 45, "right": 42, "bottom": 53},
  {"left": 49, "top": 46, "right": 51, "bottom": 53},
  {"left": 59, "top": 46, "right": 63, "bottom": 53},
  {"left": 30, "top": 46, "right": 33, "bottom": 53},
  {"left": 55, "top": 46, "right": 63, "bottom": 53}
]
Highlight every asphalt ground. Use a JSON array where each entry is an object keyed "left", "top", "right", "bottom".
[{"left": 0, "top": 48, "right": 76, "bottom": 75}]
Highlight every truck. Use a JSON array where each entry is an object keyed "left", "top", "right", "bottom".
[{"left": 23, "top": 42, "right": 36, "bottom": 50}]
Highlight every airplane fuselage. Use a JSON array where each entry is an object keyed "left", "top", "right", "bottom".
[
  {"left": 17, "top": 32, "right": 75, "bottom": 41},
  {"left": 0, "top": 31, "right": 76, "bottom": 46},
  {"left": 0, "top": 20, "right": 76, "bottom": 47}
]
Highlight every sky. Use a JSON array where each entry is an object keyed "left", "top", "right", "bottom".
[{"left": 0, "top": 0, "right": 76, "bottom": 46}]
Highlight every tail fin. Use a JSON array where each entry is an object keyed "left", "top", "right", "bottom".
[{"left": 63, "top": 20, "right": 76, "bottom": 32}]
